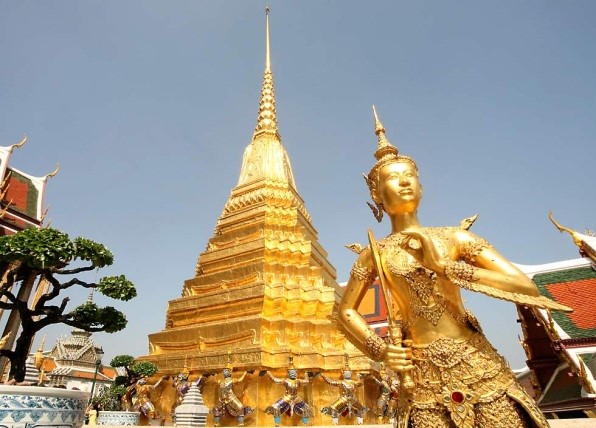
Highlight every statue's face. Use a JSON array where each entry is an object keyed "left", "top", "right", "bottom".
[
  {"left": 377, "top": 161, "right": 421, "bottom": 215},
  {"left": 343, "top": 370, "right": 352, "bottom": 380},
  {"left": 288, "top": 369, "right": 297, "bottom": 379},
  {"left": 223, "top": 369, "right": 231, "bottom": 378}
]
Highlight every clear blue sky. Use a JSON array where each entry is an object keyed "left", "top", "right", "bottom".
[{"left": 1, "top": 1, "right": 594, "bottom": 369}]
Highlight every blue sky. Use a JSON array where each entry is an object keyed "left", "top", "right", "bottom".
[{"left": 1, "top": 1, "right": 594, "bottom": 369}]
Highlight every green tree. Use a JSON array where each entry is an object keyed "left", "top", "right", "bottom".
[{"left": 0, "top": 228, "right": 136, "bottom": 382}]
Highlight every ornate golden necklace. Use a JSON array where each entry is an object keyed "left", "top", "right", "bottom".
[{"left": 379, "top": 228, "right": 462, "bottom": 327}]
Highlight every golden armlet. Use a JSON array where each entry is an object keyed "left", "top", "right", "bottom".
[
  {"left": 350, "top": 262, "right": 377, "bottom": 283},
  {"left": 365, "top": 332, "right": 387, "bottom": 361},
  {"left": 444, "top": 261, "right": 478, "bottom": 283}
]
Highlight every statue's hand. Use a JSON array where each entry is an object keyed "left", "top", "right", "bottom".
[
  {"left": 401, "top": 229, "right": 447, "bottom": 274},
  {"left": 383, "top": 343, "right": 414, "bottom": 374}
]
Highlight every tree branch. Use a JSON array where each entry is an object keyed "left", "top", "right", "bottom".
[{"left": 53, "top": 265, "right": 96, "bottom": 275}]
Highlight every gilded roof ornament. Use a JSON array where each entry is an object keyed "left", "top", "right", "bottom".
[
  {"left": 44, "top": 163, "right": 60, "bottom": 180},
  {"left": 8, "top": 135, "right": 27, "bottom": 152},
  {"left": 549, "top": 211, "right": 596, "bottom": 263}
]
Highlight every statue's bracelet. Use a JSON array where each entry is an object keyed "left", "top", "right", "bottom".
[{"left": 365, "top": 332, "right": 387, "bottom": 361}]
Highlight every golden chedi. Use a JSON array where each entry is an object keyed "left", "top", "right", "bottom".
[
  {"left": 142, "top": 7, "right": 369, "bottom": 426},
  {"left": 337, "top": 107, "right": 572, "bottom": 428}
]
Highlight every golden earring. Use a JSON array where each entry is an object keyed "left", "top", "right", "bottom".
[{"left": 367, "top": 201, "right": 384, "bottom": 223}]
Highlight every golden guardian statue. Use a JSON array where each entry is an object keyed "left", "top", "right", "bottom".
[
  {"left": 337, "top": 107, "right": 572, "bottom": 428},
  {"left": 320, "top": 356, "right": 369, "bottom": 425},
  {"left": 263, "top": 357, "right": 314, "bottom": 427},
  {"left": 211, "top": 355, "right": 253, "bottom": 427}
]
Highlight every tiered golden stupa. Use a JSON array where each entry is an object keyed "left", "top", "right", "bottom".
[{"left": 142, "top": 7, "right": 370, "bottom": 426}]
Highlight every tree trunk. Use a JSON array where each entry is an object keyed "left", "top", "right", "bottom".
[{"left": 9, "top": 331, "right": 34, "bottom": 382}]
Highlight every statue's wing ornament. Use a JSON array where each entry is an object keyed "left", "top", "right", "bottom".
[
  {"left": 345, "top": 243, "right": 365, "bottom": 254},
  {"left": 459, "top": 214, "right": 479, "bottom": 230},
  {"left": 456, "top": 280, "right": 572, "bottom": 312}
]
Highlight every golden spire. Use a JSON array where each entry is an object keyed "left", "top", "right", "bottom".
[
  {"left": 253, "top": 5, "right": 279, "bottom": 138},
  {"left": 34, "top": 335, "right": 46, "bottom": 369},
  {"left": 265, "top": 4, "right": 271, "bottom": 72}
]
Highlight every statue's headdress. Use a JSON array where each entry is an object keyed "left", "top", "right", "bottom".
[
  {"left": 226, "top": 350, "right": 233, "bottom": 370},
  {"left": 364, "top": 106, "right": 418, "bottom": 222},
  {"left": 288, "top": 355, "right": 295, "bottom": 370},
  {"left": 179, "top": 363, "right": 190, "bottom": 380},
  {"left": 343, "top": 353, "right": 351, "bottom": 371}
]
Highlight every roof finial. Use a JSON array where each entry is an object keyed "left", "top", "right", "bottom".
[
  {"left": 44, "top": 164, "right": 60, "bottom": 180},
  {"left": 8, "top": 135, "right": 27, "bottom": 152},
  {"left": 37, "top": 335, "right": 47, "bottom": 353},
  {"left": 86, "top": 289, "right": 94, "bottom": 304},
  {"left": 253, "top": 4, "right": 279, "bottom": 137},
  {"left": 549, "top": 211, "right": 596, "bottom": 263}
]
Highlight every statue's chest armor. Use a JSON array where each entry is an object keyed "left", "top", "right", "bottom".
[
  {"left": 285, "top": 379, "right": 299, "bottom": 395},
  {"left": 379, "top": 228, "right": 456, "bottom": 326},
  {"left": 381, "top": 228, "right": 451, "bottom": 302},
  {"left": 341, "top": 381, "right": 355, "bottom": 395}
]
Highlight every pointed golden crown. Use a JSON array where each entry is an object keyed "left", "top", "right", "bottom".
[
  {"left": 180, "top": 363, "right": 190, "bottom": 379},
  {"left": 365, "top": 106, "right": 418, "bottom": 194},
  {"left": 226, "top": 350, "right": 233, "bottom": 370},
  {"left": 343, "top": 353, "right": 351, "bottom": 371}
]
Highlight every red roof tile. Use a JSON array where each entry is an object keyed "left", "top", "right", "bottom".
[{"left": 546, "top": 278, "right": 596, "bottom": 329}]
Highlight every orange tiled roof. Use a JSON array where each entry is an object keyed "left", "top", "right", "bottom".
[{"left": 533, "top": 267, "right": 596, "bottom": 340}]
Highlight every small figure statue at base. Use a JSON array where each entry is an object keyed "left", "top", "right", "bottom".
[
  {"left": 369, "top": 364, "right": 397, "bottom": 424},
  {"left": 263, "top": 356, "right": 314, "bottom": 426},
  {"left": 126, "top": 375, "right": 168, "bottom": 422},
  {"left": 320, "top": 357, "right": 369, "bottom": 425},
  {"left": 211, "top": 355, "right": 253, "bottom": 427}
]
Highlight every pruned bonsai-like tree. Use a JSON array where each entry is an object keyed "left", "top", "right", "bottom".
[{"left": 0, "top": 227, "right": 136, "bottom": 382}]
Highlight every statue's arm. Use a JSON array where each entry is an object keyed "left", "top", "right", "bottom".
[
  {"left": 266, "top": 371, "right": 283, "bottom": 385},
  {"left": 453, "top": 230, "right": 539, "bottom": 296},
  {"left": 448, "top": 230, "right": 570, "bottom": 310},
  {"left": 320, "top": 374, "right": 340, "bottom": 386},
  {"left": 234, "top": 371, "right": 248, "bottom": 383},
  {"left": 369, "top": 374, "right": 381, "bottom": 386},
  {"left": 338, "top": 248, "right": 383, "bottom": 358}
]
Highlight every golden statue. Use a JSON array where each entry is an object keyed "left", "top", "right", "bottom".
[
  {"left": 320, "top": 357, "right": 369, "bottom": 425},
  {"left": 262, "top": 357, "right": 313, "bottom": 427},
  {"left": 337, "top": 107, "right": 572, "bottom": 428},
  {"left": 125, "top": 375, "right": 169, "bottom": 421},
  {"left": 369, "top": 364, "right": 397, "bottom": 424},
  {"left": 211, "top": 356, "right": 253, "bottom": 427}
]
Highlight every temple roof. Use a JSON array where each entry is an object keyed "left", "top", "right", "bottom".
[
  {"left": 0, "top": 138, "right": 57, "bottom": 234},
  {"left": 533, "top": 266, "right": 596, "bottom": 340},
  {"left": 538, "top": 366, "right": 587, "bottom": 408}
]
